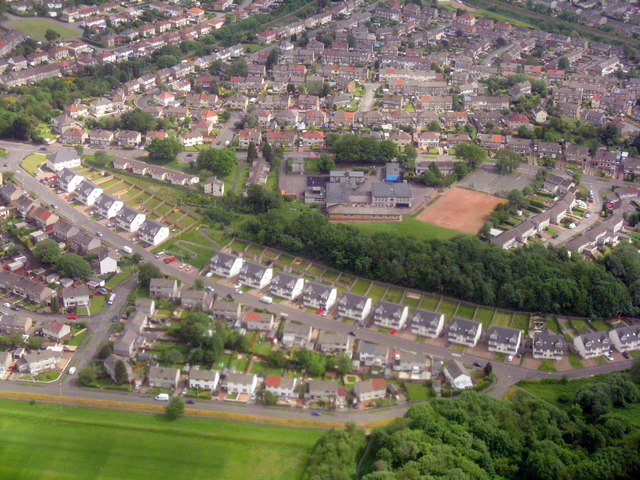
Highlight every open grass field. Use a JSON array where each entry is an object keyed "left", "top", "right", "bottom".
[
  {"left": 384, "top": 288, "right": 404, "bottom": 303},
  {"left": 9, "top": 18, "right": 79, "bottom": 41},
  {"left": 416, "top": 187, "right": 505, "bottom": 234},
  {"left": 351, "top": 216, "right": 466, "bottom": 241},
  {"left": 0, "top": 399, "right": 323, "bottom": 480},
  {"left": 401, "top": 294, "right": 420, "bottom": 309},
  {"left": 21, "top": 153, "right": 46, "bottom": 175}
]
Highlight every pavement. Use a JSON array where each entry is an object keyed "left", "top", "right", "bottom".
[
  {"left": 0, "top": 141, "right": 637, "bottom": 423},
  {"left": 357, "top": 83, "right": 379, "bottom": 114}
]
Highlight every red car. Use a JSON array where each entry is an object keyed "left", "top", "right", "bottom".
[
  {"left": 67, "top": 314, "right": 77, "bottom": 320},
  {"left": 316, "top": 309, "right": 325, "bottom": 315},
  {"left": 390, "top": 329, "right": 397, "bottom": 335},
  {"left": 164, "top": 256, "right": 176, "bottom": 264}
]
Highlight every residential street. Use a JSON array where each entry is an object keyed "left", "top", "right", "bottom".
[{"left": 0, "top": 141, "right": 636, "bottom": 423}]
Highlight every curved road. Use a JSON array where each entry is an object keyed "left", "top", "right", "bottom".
[{"left": 0, "top": 140, "right": 635, "bottom": 424}]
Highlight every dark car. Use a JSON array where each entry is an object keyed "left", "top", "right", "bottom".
[
  {"left": 39, "top": 147, "right": 47, "bottom": 151},
  {"left": 473, "top": 362, "right": 484, "bottom": 368},
  {"left": 348, "top": 331, "right": 357, "bottom": 336},
  {"left": 11, "top": 306, "right": 19, "bottom": 311},
  {"left": 111, "top": 315, "right": 118, "bottom": 323},
  {"left": 186, "top": 399, "right": 195, "bottom": 404},
  {"left": 444, "top": 341, "right": 452, "bottom": 347},
  {"left": 622, "top": 351, "right": 631, "bottom": 359},
  {"left": 311, "top": 410, "right": 322, "bottom": 417}
]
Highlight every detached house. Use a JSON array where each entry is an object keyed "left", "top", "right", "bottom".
[
  {"left": 244, "top": 311, "right": 274, "bottom": 331},
  {"left": 204, "top": 176, "right": 224, "bottom": 197},
  {"left": 337, "top": 292, "right": 372, "bottom": 322},
  {"left": 93, "top": 193, "right": 123, "bottom": 219},
  {"left": 532, "top": 330, "right": 566, "bottom": 360},
  {"left": 302, "top": 282, "right": 337, "bottom": 311},
  {"left": 239, "top": 261, "right": 273, "bottom": 289},
  {"left": 138, "top": 219, "right": 169, "bottom": 246},
  {"left": 486, "top": 325, "right": 521, "bottom": 355},
  {"left": 281, "top": 322, "right": 313, "bottom": 348},
  {"left": 46, "top": 150, "right": 81, "bottom": 172},
  {"left": 373, "top": 301, "right": 408, "bottom": 329},
  {"left": 269, "top": 272, "right": 304, "bottom": 300},
  {"left": 115, "top": 206, "right": 145, "bottom": 233},
  {"left": 447, "top": 317, "right": 482, "bottom": 347},
  {"left": 57, "top": 168, "right": 84, "bottom": 193},
  {"left": 74, "top": 180, "right": 103, "bottom": 206},
  {"left": 410, "top": 309, "right": 445, "bottom": 338},
  {"left": 41, "top": 320, "right": 71, "bottom": 342},
  {"left": 149, "top": 278, "right": 179, "bottom": 299},
  {"left": 61, "top": 285, "right": 90, "bottom": 308},
  {"left": 358, "top": 341, "right": 389, "bottom": 367},
  {"left": 209, "top": 252, "right": 244, "bottom": 278},
  {"left": 443, "top": 360, "right": 473, "bottom": 390},
  {"left": 353, "top": 378, "right": 387, "bottom": 403},
  {"left": 574, "top": 330, "right": 611, "bottom": 359}
]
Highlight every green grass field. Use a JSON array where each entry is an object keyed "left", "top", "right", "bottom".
[
  {"left": 349, "top": 216, "right": 468, "bottom": 241},
  {"left": 9, "top": 18, "right": 79, "bottom": 41},
  {"left": 419, "top": 295, "right": 439, "bottom": 311},
  {"left": 455, "top": 303, "right": 476, "bottom": 320},
  {"left": 383, "top": 288, "right": 404, "bottom": 303},
  {"left": 512, "top": 313, "right": 529, "bottom": 331},
  {"left": 475, "top": 308, "right": 495, "bottom": 329},
  {"left": 21, "top": 153, "right": 46, "bottom": 175},
  {"left": 367, "top": 284, "right": 387, "bottom": 303},
  {"left": 437, "top": 299, "right": 458, "bottom": 320},
  {"left": 493, "top": 311, "right": 512, "bottom": 327},
  {"left": 0, "top": 399, "right": 323, "bottom": 480},
  {"left": 351, "top": 279, "right": 371, "bottom": 295}
]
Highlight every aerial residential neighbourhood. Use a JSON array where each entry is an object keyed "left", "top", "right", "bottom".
[{"left": 1, "top": 0, "right": 640, "bottom": 478}]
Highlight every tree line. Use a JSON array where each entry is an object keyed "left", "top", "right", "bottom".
[{"left": 239, "top": 209, "right": 640, "bottom": 317}]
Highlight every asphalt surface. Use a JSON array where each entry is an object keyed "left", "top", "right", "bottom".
[{"left": 0, "top": 141, "right": 636, "bottom": 423}]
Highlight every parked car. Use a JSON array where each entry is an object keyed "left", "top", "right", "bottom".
[
  {"left": 68, "top": 367, "right": 76, "bottom": 375},
  {"left": 622, "top": 351, "right": 631, "bottom": 359},
  {"left": 390, "top": 329, "right": 397, "bottom": 335},
  {"left": 473, "top": 362, "right": 484, "bottom": 367},
  {"left": 2, "top": 302, "right": 10, "bottom": 308},
  {"left": 311, "top": 410, "right": 322, "bottom": 417},
  {"left": 507, "top": 355, "right": 514, "bottom": 362},
  {"left": 67, "top": 314, "right": 77, "bottom": 320},
  {"left": 260, "top": 296, "right": 273, "bottom": 304}
]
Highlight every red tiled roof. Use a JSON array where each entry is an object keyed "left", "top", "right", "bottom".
[{"left": 265, "top": 375, "right": 281, "bottom": 387}]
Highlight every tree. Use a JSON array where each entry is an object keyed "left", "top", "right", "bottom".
[
  {"left": 74, "top": 145, "right": 84, "bottom": 155},
  {"left": 50, "top": 296, "right": 59, "bottom": 314},
  {"left": 78, "top": 365, "right": 97, "bottom": 386},
  {"left": 121, "top": 108, "right": 157, "bottom": 133},
  {"left": 45, "top": 29, "right": 61, "bottom": 42},
  {"left": 267, "top": 349, "right": 288, "bottom": 368},
  {"left": 196, "top": 147, "right": 237, "bottom": 176},
  {"left": 98, "top": 343, "right": 113, "bottom": 360},
  {"left": 495, "top": 149, "right": 523, "bottom": 174},
  {"left": 317, "top": 153, "right": 335, "bottom": 173},
  {"left": 598, "top": 123, "right": 621, "bottom": 146},
  {"left": 146, "top": 138, "right": 184, "bottom": 164},
  {"left": 162, "top": 348, "right": 183, "bottom": 364},
  {"left": 455, "top": 142, "right": 487, "bottom": 167},
  {"left": 10, "top": 117, "right": 33, "bottom": 141},
  {"left": 94, "top": 150, "right": 110, "bottom": 167},
  {"left": 193, "top": 278, "right": 204, "bottom": 291},
  {"left": 483, "top": 362, "right": 493, "bottom": 376},
  {"left": 262, "top": 142, "right": 273, "bottom": 162},
  {"left": 165, "top": 397, "right": 184, "bottom": 421},
  {"left": 245, "top": 184, "right": 283, "bottom": 213},
  {"left": 631, "top": 357, "right": 640, "bottom": 385},
  {"left": 336, "top": 353, "right": 352, "bottom": 376},
  {"left": 265, "top": 48, "right": 280, "bottom": 71},
  {"left": 131, "top": 253, "right": 142, "bottom": 265},
  {"left": 247, "top": 141, "right": 258, "bottom": 162},
  {"left": 256, "top": 389, "right": 278, "bottom": 405},
  {"left": 227, "top": 58, "right": 248, "bottom": 77},
  {"left": 33, "top": 239, "right": 60, "bottom": 264},
  {"left": 558, "top": 56, "right": 570, "bottom": 70},
  {"left": 114, "top": 360, "right": 128, "bottom": 385},
  {"left": 55, "top": 254, "right": 92, "bottom": 279},
  {"left": 138, "top": 262, "right": 162, "bottom": 288}
]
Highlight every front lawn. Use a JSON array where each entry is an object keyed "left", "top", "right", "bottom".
[
  {"left": 21, "top": 153, "right": 46, "bottom": 175},
  {"left": 404, "top": 382, "right": 432, "bottom": 402}
]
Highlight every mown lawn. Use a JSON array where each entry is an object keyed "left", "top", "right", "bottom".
[
  {"left": 9, "top": 18, "right": 79, "bottom": 40},
  {"left": 367, "top": 284, "right": 387, "bottom": 303},
  {"left": 21, "top": 153, "right": 46, "bottom": 175},
  {"left": 475, "top": 308, "right": 495, "bottom": 329},
  {"left": 436, "top": 299, "right": 458, "bottom": 321},
  {"left": 493, "top": 311, "right": 512, "bottom": 327},
  {"left": 106, "top": 271, "right": 132, "bottom": 289},
  {"left": 0, "top": 399, "right": 323, "bottom": 480},
  {"left": 419, "top": 295, "right": 440, "bottom": 311},
  {"left": 512, "top": 313, "right": 529, "bottom": 331},
  {"left": 404, "top": 382, "right": 432, "bottom": 402},
  {"left": 351, "top": 279, "right": 371, "bottom": 295},
  {"left": 455, "top": 303, "right": 476, "bottom": 320},
  {"left": 350, "top": 216, "right": 468, "bottom": 241}
]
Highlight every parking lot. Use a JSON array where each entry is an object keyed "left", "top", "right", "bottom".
[{"left": 458, "top": 164, "right": 535, "bottom": 194}]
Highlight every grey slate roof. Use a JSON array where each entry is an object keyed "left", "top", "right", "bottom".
[
  {"left": 486, "top": 325, "right": 521, "bottom": 345},
  {"left": 371, "top": 182, "right": 412, "bottom": 198},
  {"left": 410, "top": 309, "right": 442, "bottom": 329},
  {"left": 373, "top": 300, "right": 406, "bottom": 320},
  {"left": 338, "top": 292, "right": 370, "bottom": 311},
  {"left": 303, "top": 282, "right": 335, "bottom": 301},
  {"left": 448, "top": 316, "right": 481, "bottom": 337}
]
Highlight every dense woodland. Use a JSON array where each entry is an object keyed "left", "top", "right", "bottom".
[
  {"left": 240, "top": 209, "right": 640, "bottom": 317},
  {"left": 306, "top": 371, "right": 640, "bottom": 480}
]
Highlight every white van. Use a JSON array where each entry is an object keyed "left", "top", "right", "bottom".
[
  {"left": 260, "top": 296, "right": 273, "bottom": 304},
  {"left": 121, "top": 246, "right": 133, "bottom": 254},
  {"left": 155, "top": 393, "right": 170, "bottom": 401},
  {"left": 107, "top": 294, "right": 115, "bottom": 305}
]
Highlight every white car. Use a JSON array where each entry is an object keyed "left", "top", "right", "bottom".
[
  {"left": 205, "top": 271, "right": 213, "bottom": 278},
  {"left": 2, "top": 302, "right": 11, "bottom": 308},
  {"left": 179, "top": 263, "right": 187, "bottom": 269},
  {"left": 97, "top": 232, "right": 103, "bottom": 237},
  {"left": 507, "top": 355, "right": 514, "bottom": 362},
  {"left": 68, "top": 367, "right": 76, "bottom": 375},
  {"left": 260, "top": 296, "right": 273, "bottom": 304}
]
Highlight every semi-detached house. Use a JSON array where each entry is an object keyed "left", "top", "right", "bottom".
[
  {"left": 302, "top": 282, "right": 337, "bottom": 311},
  {"left": 268, "top": 272, "right": 304, "bottom": 300},
  {"left": 447, "top": 317, "right": 482, "bottom": 347},
  {"left": 209, "top": 252, "right": 244, "bottom": 278},
  {"left": 93, "top": 193, "right": 124, "bottom": 219},
  {"left": 138, "top": 219, "right": 169, "bottom": 246},
  {"left": 115, "top": 206, "right": 146, "bottom": 233}
]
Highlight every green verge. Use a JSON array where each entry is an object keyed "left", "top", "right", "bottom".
[{"left": 0, "top": 399, "right": 324, "bottom": 480}]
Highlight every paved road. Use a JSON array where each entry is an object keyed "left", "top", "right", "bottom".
[
  {"left": 1, "top": 142, "right": 636, "bottom": 422},
  {"left": 357, "top": 82, "right": 379, "bottom": 114}
]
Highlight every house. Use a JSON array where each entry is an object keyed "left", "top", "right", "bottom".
[
  {"left": 0, "top": 271, "right": 55, "bottom": 304},
  {"left": 0, "top": 183, "right": 24, "bottom": 204},
  {"left": 0, "top": 314, "right": 32, "bottom": 335},
  {"left": 115, "top": 206, "right": 145, "bottom": 233},
  {"left": 302, "top": 282, "right": 337, "bottom": 311},
  {"left": 204, "top": 176, "right": 224, "bottom": 197},
  {"left": 30, "top": 207, "right": 59, "bottom": 232},
  {"left": 373, "top": 301, "right": 408, "bottom": 329},
  {"left": 353, "top": 378, "right": 387, "bottom": 403},
  {"left": 358, "top": 341, "right": 389, "bottom": 367},
  {"left": 281, "top": 322, "right": 313, "bottom": 348},
  {"left": 305, "top": 379, "right": 339, "bottom": 402},
  {"left": 486, "top": 325, "right": 521, "bottom": 355},
  {"left": 225, "top": 373, "right": 258, "bottom": 394},
  {"left": 238, "top": 129, "right": 262, "bottom": 149},
  {"left": 149, "top": 278, "right": 179, "bottom": 299},
  {"left": 410, "top": 309, "right": 445, "bottom": 338},
  {"left": 16, "top": 195, "right": 37, "bottom": 218},
  {"left": 532, "top": 330, "right": 566, "bottom": 360},
  {"left": 88, "top": 129, "right": 114, "bottom": 146},
  {"left": 52, "top": 219, "right": 79, "bottom": 242},
  {"left": 447, "top": 317, "right": 482, "bottom": 347},
  {"left": 61, "top": 285, "right": 90, "bottom": 308},
  {"left": 46, "top": 150, "right": 81, "bottom": 172},
  {"left": 269, "top": 272, "right": 305, "bottom": 300},
  {"left": 74, "top": 180, "right": 103, "bottom": 206},
  {"left": 209, "top": 252, "right": 244, "bottom": 278},
  {"left": 126, "top": 311, "right": 147, "bottom": 334},
  {"left": 239, "top": 261, "right": 273, "bottom": 289},
  {"left": 443, "top": 359, "right": 473, "bottom": 389},
  {"left": 189, "top": 369, "right": 220, "bottom": 391},
  {"left": 212, "top": 300, "right": 242, "bottom": 322},
  {"left": 392, "top": 351, "right": 427, "bottom": 373},
  {"left": 609, "top": 324, "right": 640, "bottom": 353},
  {"left": 57, "top": 168, "right": 84, "bottom": 193},
  {"left": 70, "top": 232, "right": 101, "bottom": 254},
  {"left": 138, "top": 219, "right": 169, "bottom": 246},
  {"left": 116, "top": 130, "right": 142, "bottom": 147},
  {"left": 265, "top": 375, "right": 298, "bottom": 398},
  {"left": 337, "top": 293, "right": 372, "bottom": 322},
  {"left": 135, "top": 298, "right": 155, "bottom": 316},
  {"left": 148, "top": 366, "right": 180, "bottom": 389},
  {"left": 103, "top": 354, "right": 132, "bottom": 382},
  {"left": 180, "top": 290, "right": 213, "bottom": 312},
  {"left": 244, "top": 311, "right": 274, "bottom": 331},
  {"left": 543, "top": 173, "right": 574, "bottom": 194},
  {"left": 41, "top": 320, "right": 71, "bottom": 342},
  {"left": 316, "top": 331, "right": 353, "bottom": 355},
  {"left": 573, "top": 330, "right": 611, "bottom": 359},
  {"left": 93, "top": 193, "right": 123, "bottom": 219},
  {"left": 113, "top": 329, "right": 138, "bottom": 357},
  {"left": 17, "top": 351, "right": 59, "bottom": 374}
]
